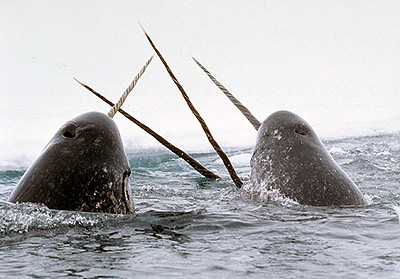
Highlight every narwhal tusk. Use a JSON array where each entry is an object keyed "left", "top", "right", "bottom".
[
  {"left": 108, "top": 55, "right": 154, "bottom": 118},
  {"left": 74, "top": 78, "right": 220, "bottom": 180},
  {"left": 140, "top": 26, "right": 243, "bottom": 189},
  {"left": 192, "top": 56, "right": 261, "bottom": 131}
]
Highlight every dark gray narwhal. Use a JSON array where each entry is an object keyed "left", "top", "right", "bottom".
[
  {"left": 193, "top": 57, "right": 366, "bottom": 206},
  {"left": 8, "top": 56, "right": 156, "bottom": 214},
  {"left": 8, "top": 111, "right": 134, "bottom": 213}
]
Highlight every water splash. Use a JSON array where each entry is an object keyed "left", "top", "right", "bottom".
[
  {"left": 242, "top": 181, "right": 299, "bottom": 206},
  {"left": 0, "top": 201, "right": 132, "bottom": 234}
]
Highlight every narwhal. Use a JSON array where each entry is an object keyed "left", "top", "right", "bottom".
[
  {"left": 192, "top": 58, "right": 366, "bottom": 206},
  {"left": 8, "top": 56, "right": 153, "bottom": 213}
]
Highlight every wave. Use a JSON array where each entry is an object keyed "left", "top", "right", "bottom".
[
  {"left": 0, "top": 201, "right": 133, "bottom": 235},
  {"left": 2, "top": 131, "right": 400, "bottom": 173}
]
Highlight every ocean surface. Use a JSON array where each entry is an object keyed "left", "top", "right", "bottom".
[{"left": 1, "top": 133, "right": 400, "bottom": 279}]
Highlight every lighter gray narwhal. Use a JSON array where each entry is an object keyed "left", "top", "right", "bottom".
[{"left": 193, "top": 57, "right": 366, "bottom": 206}]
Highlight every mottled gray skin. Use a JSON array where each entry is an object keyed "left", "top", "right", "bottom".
[
  {"left": 8, "top": 112, "right": 134, "bottom": 214},
  {"left": 250, "top": 111, "right": 366, "bottom": 206}
]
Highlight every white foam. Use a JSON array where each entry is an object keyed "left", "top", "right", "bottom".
[
  {"left": 0, "top": 155, "right": 34, "bottom": 172},
  {"left": 242, "top": 181, "right": 298, "bottom": 206},
  {"left": 227, "top": 153, "right": 251, "bottom": 166},
  {"left": 328, "top": 147, "right": 345, "bottom": 154}
]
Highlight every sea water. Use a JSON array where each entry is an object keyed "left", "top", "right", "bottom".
[{"left": 1, "top": 133, "right": 400, "bottom": 278}]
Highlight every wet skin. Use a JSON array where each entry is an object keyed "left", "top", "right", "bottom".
[
  {"left": 250, "top": 111, "right": 366, "bottom": 206},
  {"left": 9, "top": 112, "right": 134, "bottom": 214}
]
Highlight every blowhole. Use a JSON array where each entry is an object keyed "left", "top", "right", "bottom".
[
  {"left": 62, "top": 123, "right": 78, "bottom": 139},
  {"left": 63, "top": 131, "right": 76, "bottom": 138},
  {"left": 294, "top": 128, "right": 307, "bottom": 136}
]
